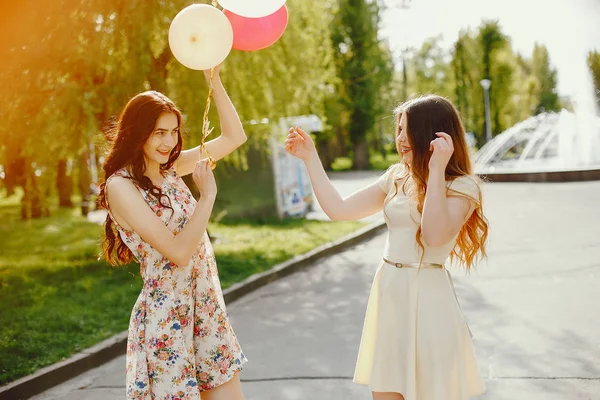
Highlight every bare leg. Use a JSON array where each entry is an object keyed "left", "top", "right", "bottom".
[
  {"left": 200, "top": 372, "right": 244, "bottom": 400},
  {"left": 372, "top": 392, "right": 405, "bottom": 400}
]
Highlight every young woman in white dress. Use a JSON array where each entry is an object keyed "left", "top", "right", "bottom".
[{"left": 284, "top": 95, "right": 489, "bottom": 400}]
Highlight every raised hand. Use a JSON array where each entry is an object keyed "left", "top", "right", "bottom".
[
  {"left": 284, "top": 126, "right": 317, "bottom": 162},
  {"left": 203, "top": 64, "right": 221, "bottom": 83},
  {"left": 429, "top": 132, "right": 454, "bottom": 172},
  {"left": 192, "top": 159, "right": 217, "bottom": 197}
]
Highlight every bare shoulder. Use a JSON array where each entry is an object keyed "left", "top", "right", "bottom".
[
  {"left": 105, "top": 175, "right": 151, "bottom": 211},
  {"left": 106, "top": 175, "right": 138, "bottom": 200},
  {"left": 105, "top": 175, "right": 147, "bottom": 230}
]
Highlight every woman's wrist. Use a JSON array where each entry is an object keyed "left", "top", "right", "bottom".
[
  {"left": 203, "top": 71, "right": 222, "bottom": 86},
  {"left": 305, "top": 151, "right": 320, "bottom": 165},
  {"left": 198, "top": 192, "right": 217, "bottom": 203},
  {"left": 427, "top": 167, "right": 446, "bottom": 185}
]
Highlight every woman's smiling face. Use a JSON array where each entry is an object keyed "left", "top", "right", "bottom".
[{"left": 396, "top": 112, "right": 412, "bottom": 165}]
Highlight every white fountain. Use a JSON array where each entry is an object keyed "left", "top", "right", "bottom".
[{"left": 475, "top": 60, "right": 600, "bottom": 181}]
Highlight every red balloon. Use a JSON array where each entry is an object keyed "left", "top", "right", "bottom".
[{"left": 223, "top": 5, "right": 288, "bottom": 52}]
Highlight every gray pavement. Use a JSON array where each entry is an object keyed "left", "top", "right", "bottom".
[
  {"left": 31, "top": 175, "right": 600, "bottom": 400},
  {"left": 306, "top": 171, "right": 385, "bottom": 224}
]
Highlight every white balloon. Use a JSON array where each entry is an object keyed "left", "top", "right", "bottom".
[
  {"left": 218, "top": 0, "right": 287, "bottom": 18},
  {"left": 169, "top": 4, "right": 233, "bottom": 70}
]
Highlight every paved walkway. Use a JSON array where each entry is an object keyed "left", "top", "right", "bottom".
[
  {"left": 306, "top": 171, "right": 385, "bottom": 224},
  {"left": 32, "top": 176, "right": 600, "bottom": 399}
]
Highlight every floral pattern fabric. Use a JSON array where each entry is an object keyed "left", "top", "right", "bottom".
[{"left": 106, "top": 167, "right": 247, "bottom": 399}]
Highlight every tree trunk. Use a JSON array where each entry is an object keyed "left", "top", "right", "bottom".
[
  {"left": 20, "top": 161, "right": 48, "bottom": 220},
  {"left": 147, "top": 46, "right": 170, "bottom": 93},
  {"left": 317, "top": 140, "right": 333, "bottom": 171},
  {"left": 57, "top": 159, "right": 73, "bottom": 207},
  {"left": 378, "top": 118, "right": 386, "bottom": 158},
  {"left": 371, "top": 131, "right": 381, "bottom": 154},
  {"left": 78, "top": 151, "right": 92, "bottom": 217},
  {"left": 353, "top": 139, "right": 370, "bottom": 170},
  {"left": 3, "top": 157, "right": 25, "bottom": 197},
  {"left": 335, "top": 126, "right": 347, "bottom": 157},
  {"left": 402, "top": 54, "right": 408, "bottom": 101}
]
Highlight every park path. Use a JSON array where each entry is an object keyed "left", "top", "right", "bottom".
[{"left": 33, "top": 175, "right": 600, "bottom": 399}]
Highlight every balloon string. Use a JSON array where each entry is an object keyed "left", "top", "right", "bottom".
[
  {"left": 199, "top": 0, "right": 219, "bottom": 170},
  {"left": 201, "top": 67, "right": 216, "bottom": 170},
  {"left": 200, "top": 0, "right": 220, "bottom": 170}
]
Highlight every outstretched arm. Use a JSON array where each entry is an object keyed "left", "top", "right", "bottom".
[
  {"left": 286, "top": 127, "right": 386, "bottom": 221},
  {"left": 176, "top": 67, "right": 247, "bottom": 176}
]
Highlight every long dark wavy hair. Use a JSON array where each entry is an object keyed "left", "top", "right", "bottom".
[
  {"left": 97, "top": 91, "right": 184, "bottom": 265},
  {"left": 391, "top": 95, "right": 489, "bottom": 270}
]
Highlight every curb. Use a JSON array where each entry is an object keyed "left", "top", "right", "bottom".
[{"left": 0, "top": 220, "right": 386, "bottom": 400}]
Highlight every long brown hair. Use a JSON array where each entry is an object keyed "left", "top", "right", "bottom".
[
  {"left": 97, "top": 91, "right": 184, "bottom": 265},
  {"left": 393, "top": 95, "right": 488, "bottom": 270}
]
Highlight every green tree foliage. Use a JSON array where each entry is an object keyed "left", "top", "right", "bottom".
[
  {"left": 478, "top": 20, "right": 507, "bottom": 80},
  {"left": 587, "top": 50, "right": 600, "bottom": 109},
  {"left": 451, "top": 30, "right": 483, "bottom": 139},
  {"left": 331, "top": 0, "right": 394, "bottom": 169},
  {"left": 506, "top": 53, "right": 539, "bottom": 125},
  {"left": 477, "top": 20, "right": 511, "bottom": 139},
  {"left": 445, "top": 22, "right": 562, "bottom": 146},
  {"left": 531, "top": 43, "right": 561, "bottom": 114},
  {"left": 0, "top": 0, "right": 337, "bottom": 218},
  {"left": 412, "top": 36, "right": 454, "bottom": 99}
]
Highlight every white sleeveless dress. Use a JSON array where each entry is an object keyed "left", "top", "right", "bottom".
[{"left": 353, "top": 164, "right": 486, "bottom": 399}]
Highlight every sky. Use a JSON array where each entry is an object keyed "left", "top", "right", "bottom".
[{"left": 380, "top": 0, "right": 600, "bottom": 98}]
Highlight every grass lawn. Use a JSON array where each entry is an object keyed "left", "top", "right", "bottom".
[
  {"left": 331, "top": 152, "right": 399, "bottom": 172},
  {"left": 0, "top": 192, "right": 364, "bottom": 385}
]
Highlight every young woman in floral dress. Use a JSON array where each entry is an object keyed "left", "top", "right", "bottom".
[{"left": 98, "top": 66, "right": 248, "bottom": 400}]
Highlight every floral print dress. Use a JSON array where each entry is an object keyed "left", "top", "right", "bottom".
[{"left": 105, "top": 166, "right": 247, "bottom": 399}]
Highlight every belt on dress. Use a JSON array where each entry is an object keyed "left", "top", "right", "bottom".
[
  {"left": 382, "top": 258, "right": 444, "bottom": 269},
  {"left": 382, "top": 257, "right": 472, "bottom": 337}
]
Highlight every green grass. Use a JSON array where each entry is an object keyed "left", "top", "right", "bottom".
[
  {"left": 369, "top": 153, "right": 400, "bottom": 170},
  {"left": 330, "top": 156, "right": 354, "bottom": 171},
  {"left": 330, "top": 152, "right": 400, "bottom": 172},
  {"left": 0, "top": 192, "right": 364, "bottom": 385}
]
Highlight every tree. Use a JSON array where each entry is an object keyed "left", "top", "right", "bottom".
[
  {"left": 508, "top": 53, "right": 540, "bottom": 123},
  {"left": 477, "top": 20, "right": 508, "bottom": 139},
  {"left": 449, "top": 23, "right": 545, "bottom": 145},
  {"left": 451, "top": 30, "right": 483, "bottom": 140},
  {"left": 0, "top": 0, "right": 91, "bottom": 217},
  {"left": 331, "top": 0, "right": 393, "bottom": 169},
  {"left": 0, "top": 0, "right": 340, "bottom": 219},
  {"left": 478, "top": 20, "right": 507, "bottom": 80},
  {"left": 587, "top": 50, "right": 600, "bottom": 110},
  {"left": 412, "top": 36, "right": 453, "bottom": 99},
  {"left": 531, "top": 43, "right": 560, "bottom": 114}
]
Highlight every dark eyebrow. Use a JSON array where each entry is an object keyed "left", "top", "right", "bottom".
[{"left": 155, "top": 127, "right": 179, "bottom": 132}]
